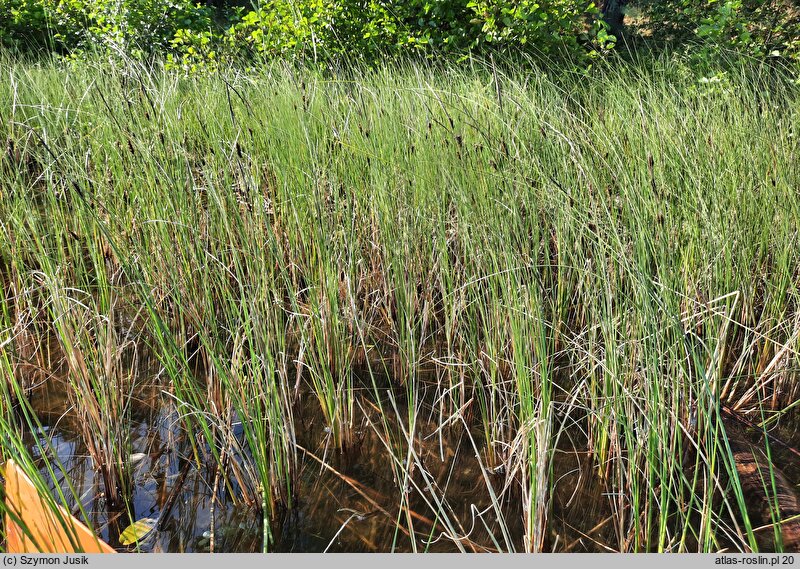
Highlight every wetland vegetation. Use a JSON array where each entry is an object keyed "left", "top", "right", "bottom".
[{"left": 1, "top": 0, "right": 800, "bottom": 554}]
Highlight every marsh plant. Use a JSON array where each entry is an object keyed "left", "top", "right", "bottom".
[{"left": 1, "top": 54, "right": 799, "bottom": 552}]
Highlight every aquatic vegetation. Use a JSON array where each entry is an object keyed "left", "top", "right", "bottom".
[{"left": 0, "top": 55, "right": 799, "bottom": 552}]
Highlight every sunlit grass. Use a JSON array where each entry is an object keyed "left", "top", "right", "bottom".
[{"left": 1, "top": 53, "right": 798, "bottom": 552}]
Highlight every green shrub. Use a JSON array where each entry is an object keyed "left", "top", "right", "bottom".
[
  {"left": 639, "top": 0, "right": 800, "bottom": 63},
  {"left": 1, "top": 0, "right": 609, "bottom": 64},
  {"left": 0, "top": 0, "right": 216, "bottom": 56},
  {"left": 0, "top": 0, "right": 55, "bottom": 51},
  {"left": 229, "top": 0, "right": 603, "bottom": 62}
]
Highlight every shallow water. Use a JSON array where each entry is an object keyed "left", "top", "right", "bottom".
[
  {"left": 13, "top": 352, "right": 800, "bottom": 553},
  {"left": 15, "top": 358, "right": 627, "bottom": 553}
]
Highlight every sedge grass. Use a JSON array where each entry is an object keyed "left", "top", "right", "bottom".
[{"left": 1, "top": 53, "right": 799, "bottom": 552}]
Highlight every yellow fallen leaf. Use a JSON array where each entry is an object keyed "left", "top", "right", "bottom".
[{"left": 119, "top": 518, "right": 157, "bottom": 546}]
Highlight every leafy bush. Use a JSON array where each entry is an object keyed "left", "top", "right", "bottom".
[
  {"left": 228, "top": 0, "right": 603, "bottom": 61},
  {"left": 1, "top": 0, "right": 608, "bottom": 64},
  {"left": 1, "top": 0, "right": 63, "bottom": 51},
  {"left": 0, "top": 0, "right": 216, "bottom": 56},
  {"left": 13, "top": 0, "right": 793, "bottom": 69},
  {"left": 639, "top": 0, "right": 800, "bottom": 63}
]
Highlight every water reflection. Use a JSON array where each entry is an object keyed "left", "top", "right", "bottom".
[{"left": 19, "top": 362, "right": 727, "bottom": 553}]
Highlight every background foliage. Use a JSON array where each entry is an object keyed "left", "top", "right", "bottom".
[
  {"left": 0, "top": 0, "right": 798, "bottom": 69},
  {"left": 639, "top": 0, "right": 800, "bottom": 64}
]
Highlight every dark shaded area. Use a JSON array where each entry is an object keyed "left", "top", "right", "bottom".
[{"left": 601, "top": 0, "right": 627, "bottom": 39}]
